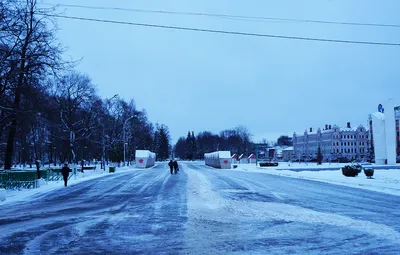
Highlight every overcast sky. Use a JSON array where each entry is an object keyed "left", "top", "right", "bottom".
[{"left": 42, "top": 0, "right": 400, "bottom": 143}]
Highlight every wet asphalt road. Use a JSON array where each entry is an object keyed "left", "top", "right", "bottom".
[{"left": 1, "top": 162, "right": 400, "bottom": 254}]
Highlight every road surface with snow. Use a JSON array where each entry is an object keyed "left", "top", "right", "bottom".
[{"left": 1, "top": 162, "right": 400, "bottom": 254}]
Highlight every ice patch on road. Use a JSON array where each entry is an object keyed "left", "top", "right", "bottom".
[
  {"left": 271, "top": 192, "right": 285, "bottom": 200},
  {"left": 186, "top": 168, "right": 400, "bottom": 244},
  {"left": 220, "top": 189, "right": 250, "bottom": 193}
]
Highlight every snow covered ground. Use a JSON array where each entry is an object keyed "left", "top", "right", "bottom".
[
  {"left": 229, "top": 162, "right": 400, "bottom": 196},
  {"left": 0, "top": 165, "right": 146, "bottom": 205},
  {"left": 1, "top": 162, "right": 400, "bottom": 254}
]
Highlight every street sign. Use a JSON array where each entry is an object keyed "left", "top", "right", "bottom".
[{"left": 378, "top": 104, "right": 384, "bottom": 113}]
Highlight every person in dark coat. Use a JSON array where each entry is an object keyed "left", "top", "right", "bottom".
[
  {"left": 173, "top": 160, "right": 179, "bottom": 174},
  {"left": 168, "top": 160, "right": 174, "bottom": 175},
  {"left": 61, "top": 163, "right": 71, "bottom": 187}
]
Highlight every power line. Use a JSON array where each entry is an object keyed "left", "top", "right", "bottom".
[
  {"left": 41, "top": 14, "right": 400, "bottom": 47},
  {"left": 42, "top": 3, "right": 400, "bottom": 28}
]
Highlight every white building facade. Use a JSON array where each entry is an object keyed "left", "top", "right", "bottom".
[{"left": 293, "top": 123, "right": 369, "bottom": 162}]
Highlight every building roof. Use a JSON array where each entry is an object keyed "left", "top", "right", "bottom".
[
  {"left": 135, "top": 150, "right": 156, "bottom": 158},
  {"left": 294, "top": 124, "right": 367, "bottom": 136},
  {"left": 204, "top": 151, "right": 231, "bottom": 159}
]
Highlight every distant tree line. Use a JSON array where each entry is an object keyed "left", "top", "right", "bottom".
[
  {"left": 173, "top": 126, "right": 253, "bottom": 160},
  {"left": 173, "top": 130, "right": 296, "bottom": 160},
  {"left": 277, "top": 136, "right": 293, "bottom": 147},
  {"left": 0, "top": 0, "right": 170, "bottom": 169}
]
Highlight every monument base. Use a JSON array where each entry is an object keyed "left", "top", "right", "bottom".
[{"left": 375, "top": 159, "right": 386, "bottom": 165}]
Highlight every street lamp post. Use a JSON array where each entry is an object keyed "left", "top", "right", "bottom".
[
  {"left": 123, "top": 115, "right": 135, "bottom": 166},
  {"left": 53, "top": 146, "right": 56, "bottom": 166}
]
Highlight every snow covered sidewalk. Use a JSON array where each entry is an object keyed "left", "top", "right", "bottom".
[
  {"left": 0, "top": 165, "right": 148, "bottom": 205},
  {"left": 230, "top": 162, "right": 400, "bottom": 196}
]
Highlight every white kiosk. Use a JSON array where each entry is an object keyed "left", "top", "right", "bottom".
[
  {"left": 135, "top": 150, "right": 156, "bottom": 168},
  {"left": 205, "top": 151, "right": 232, "bottom": 169}
]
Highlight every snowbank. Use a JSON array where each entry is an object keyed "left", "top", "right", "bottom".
[{"left": 231, "top": 163, "right": 400, "bottom": 196}]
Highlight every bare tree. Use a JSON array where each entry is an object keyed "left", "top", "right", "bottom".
[
  {"left": 52, "top": 71, "right": 96, "bottom": 163},
  {"left": 2, "top": 0, "right": 64, "bottom": 169}
]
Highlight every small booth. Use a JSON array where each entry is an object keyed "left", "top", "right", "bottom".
[
  {"left": 231, "top": 154, "right": 238, "bottom": 164},
  {"left": 248, "top": 154, "right": 256, "bottom": 164},
  {"left": 204, "top": 151, "right": 232, "bottom": 169},
  {"left": 135, "top": 150, "right": 156, "bottom": 168},
  {"left": 239, "top": 154, "right": 248, "bottom": 164}
]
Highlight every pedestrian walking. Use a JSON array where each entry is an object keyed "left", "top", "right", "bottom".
[
  {"left": 173, "top": 160, "right": 179, "bottom": 174},
  {"left": 61, "top": 163, "right": 71, "bottom": 187},
  {"left": 168, "top": 159, "right": 174, "bottom": 175}
]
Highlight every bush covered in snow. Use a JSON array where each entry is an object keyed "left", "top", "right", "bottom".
[
  {"left": 364, "top": 168, "right": 374, "bottom": 178},
  {"left": 342, "top": 165, "right": 359, "bottom": 177}
]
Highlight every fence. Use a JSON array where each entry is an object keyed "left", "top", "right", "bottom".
[{"left": 0, "top": 169, "right": 73, "bottom": 190}]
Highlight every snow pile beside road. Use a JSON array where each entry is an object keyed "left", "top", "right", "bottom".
[
  {"left": 232, "top": 164, "right": 400, "bottom": 196},
  {"left": 0, "top": 189, "right": 5, "bottom": 201}
]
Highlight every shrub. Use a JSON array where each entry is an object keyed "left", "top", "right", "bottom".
[
  {"left": 364, "top": 168, "right": 374, "bottom": 178},
  {"left": 354, "top": 164, "right": 362, "bottom": 174},
  {"left": 342, "top": 165, "right": 359, "bottom": 177},
  {"left": 260, "top": 162, "right": 279, "bottom": 167}
]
